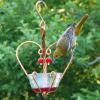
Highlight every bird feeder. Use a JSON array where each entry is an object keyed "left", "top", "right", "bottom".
[{"left": 16, "top": 0, "right": 74, "bottom": 96}]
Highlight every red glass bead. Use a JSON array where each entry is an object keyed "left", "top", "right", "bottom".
[
  {"left": 38, "top": 58, "right": 44, "bottom": 65},
  {"left": 46, "top": 58, "right": 52, "bottom": 65}
]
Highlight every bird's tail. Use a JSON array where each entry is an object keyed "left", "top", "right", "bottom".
[{"left": 75, "top": 14, "right": 89, "bottom": 35}]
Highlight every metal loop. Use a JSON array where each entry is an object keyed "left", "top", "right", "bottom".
[
  {"left": 48, "top": 71, "right": 57, "bottom": 93},
  {"left": 38, "top": 49, "right": 43, "bottom": 55},
  {"left": 46, "top": 49, "right": 51, "bottom": 56},
  {"left": 32, "top": 71, "right": 42, "bottom": 92},
  {"left": 50, "top": 71, "right": 56, "bottom": 77},
  {"left": 35, "top": 0, "right": 47, "bottom": 23},
  {"left": 32, "top": 71, "right": 38, "bottom": 77}
]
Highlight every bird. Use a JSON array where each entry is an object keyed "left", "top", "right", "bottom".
[{"left": 53, "top": 14, "right": 89, "bottom": 59}]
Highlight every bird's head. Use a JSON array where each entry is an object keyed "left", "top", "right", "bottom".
[
  {"left": 67, "top": 22, "right": 76, "bottom": 28},
  {"left": 53, "top": 47, "right": 65, "bottom": 59}
]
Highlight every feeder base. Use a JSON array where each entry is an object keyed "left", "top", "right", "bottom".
[{"left": 33, "top": 87, "right": 56, "bottom": 93}]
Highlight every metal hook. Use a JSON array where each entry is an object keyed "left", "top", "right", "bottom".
[{"left": 35, "top": 0, "right": 47, "bottom": 24}]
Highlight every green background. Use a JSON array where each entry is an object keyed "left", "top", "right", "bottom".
[{"left": 0, "top": 0, "right": 100, "bottom": 100}]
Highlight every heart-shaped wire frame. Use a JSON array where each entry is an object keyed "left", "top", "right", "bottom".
[
  {"left": 16, "top": 40, "right": 73, "bottom": 95},
  {"left": 15, "top": 0, "right": 74, "bottom": 96}
]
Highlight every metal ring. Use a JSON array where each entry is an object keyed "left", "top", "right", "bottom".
[
  {"left": 46, "top": 49, "right": 51, "bottom": 56},
  {"left": 38, "top": 49, "right": 43, "bottom": 55}
]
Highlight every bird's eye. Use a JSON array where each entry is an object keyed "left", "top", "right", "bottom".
[{"left": 55, "top": 55, "right": 58, "bottom": 57}]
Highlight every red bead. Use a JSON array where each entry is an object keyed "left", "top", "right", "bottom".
[
  {"left": 46, "top": 58, "right": 52, "bottom": 65},
  {"left": 38, "top": 58, "right": 44, "bottom": 65}
]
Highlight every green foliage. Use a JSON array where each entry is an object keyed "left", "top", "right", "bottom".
[
  {"left": 72, "top": 89, "right": 100, "bottom": 100},
  {"left": 0, "top": 0, "right": 100, "bottom": 99}
]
